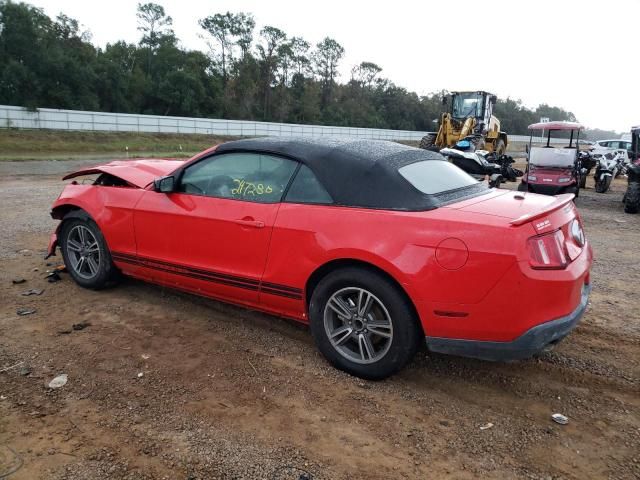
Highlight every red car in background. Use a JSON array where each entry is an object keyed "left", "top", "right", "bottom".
[{"left": 47, "top": 138, "right": 593, "bottom": 379}]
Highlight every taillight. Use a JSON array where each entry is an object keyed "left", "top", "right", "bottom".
[{"left": 527, "top": 230, "right": 568, "bottom": 269}]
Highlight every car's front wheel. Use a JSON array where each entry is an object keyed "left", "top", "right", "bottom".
[
  {"left": 309, "top": 267, "right": 421, "bottom": 380},
  {"left": 60, "top": 217, "right": 118, "bottom": 289}
]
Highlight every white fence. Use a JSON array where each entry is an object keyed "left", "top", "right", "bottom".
[{"left": 0, "top": 104, "right": 546, "bottom": 143}]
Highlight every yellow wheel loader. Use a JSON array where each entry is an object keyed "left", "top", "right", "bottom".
[{"left": 419, "top": 91, "right": 508, "bottom": 155}]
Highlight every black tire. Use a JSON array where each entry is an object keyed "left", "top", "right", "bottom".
[
  {"left": 579, "top": 173, "right": 587, "bottom": 189},
  {"left": 595, "top": 175, "right": 611, "bottom": 193},
  {"left": 517, "top": 182, "right": 528, "bottom": 192},
  {"left": 309, "top": 267, "right": 421, "bottom": 380},
  {"left": 624, "top": 182, "right": 640, "bottom": 213},
  {"left": 60, "top": 217, "right": 118, "bottom": 289},
  {"left": 494, "top": 138, "right": 506, "bottom": 157},
  {"left": 419, "top": 134, "right": 437, "bottom": 150},
  {"left": 566, "top": 185, "right": 579, "bottom": 198}
]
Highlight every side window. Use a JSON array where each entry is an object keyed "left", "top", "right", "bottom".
[
  {"left": 179, "top": 152, "right": 297, "bottom": 203},
  {"left": 285, "top": 165, "right": 333, "bottom": 204}
]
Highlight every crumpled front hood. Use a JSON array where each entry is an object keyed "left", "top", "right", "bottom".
[{"left": 62, "top": 158, "right": 186, "bottom": 188}]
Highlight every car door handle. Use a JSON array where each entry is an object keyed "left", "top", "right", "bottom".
[{"left": 234, "top": 218, "right": 265, "bottom": 228}]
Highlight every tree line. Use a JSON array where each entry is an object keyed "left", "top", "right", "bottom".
[{"left": 0, "top": 1, "right": 617, "bottom": 138}]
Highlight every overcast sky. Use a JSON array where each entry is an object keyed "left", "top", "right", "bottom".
[{"left": 28, "top": 0, "right": 638, "bottom": 133}]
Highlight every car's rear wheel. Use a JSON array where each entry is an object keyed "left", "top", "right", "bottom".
[
  {"left": 60, "top": 218, "right": 118, "bottom": 289},
  {"left": 309, "top": 267, "right": 421, "bottom": 380}
]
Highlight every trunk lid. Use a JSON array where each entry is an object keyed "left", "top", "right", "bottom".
[{"left": 444, "top": 190, "right": 575, "bottom": 226}]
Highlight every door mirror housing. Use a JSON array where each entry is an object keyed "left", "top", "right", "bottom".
[{"left": 154, "top": 175, "right": 176, "bottom": 193}]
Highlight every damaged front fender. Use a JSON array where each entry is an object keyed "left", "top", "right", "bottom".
[{"left": 45, "top": 231, "right": 59, "bottom": 259}]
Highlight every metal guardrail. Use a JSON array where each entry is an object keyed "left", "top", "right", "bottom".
[{"left": 0, "top": 104, "right": 559, "bottom": 144}]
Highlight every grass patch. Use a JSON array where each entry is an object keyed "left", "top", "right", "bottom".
[{"left": 0, "top": 129, "right": 238, "bottom": 160}]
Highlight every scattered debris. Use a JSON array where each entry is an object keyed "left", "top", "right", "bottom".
[
  {"left": 32, "top": 267, "right": 39, "bottom": 272},
  {"left": 248, "top": 358, "right": 258, "bottom": 375},
  {"left": 0, "top": 395, "right": 6, "bottom": 401},
  {"left": 19, "top": 366, "right": 32, "bottom": 377},
  {"left": 17, "top": 308, "right": 36, "bottom": 316},
  {"left": 272, "top": 465, "right": 313, "bottom": 480},
  {"left": 613, "top": 218, "right": 627, "bottom": 224},
  {"left": 11, "top": 278, "right": 26, "bottom": 285},
  {"left": 46, "top": 271, "right": 61, "bottom": 283},
  {"left": 137, "top": 372, "right": 144, "bottom": 379},
  {"left": 57, "top": 329, "right": 73, "bottom": 335},
  {"left": 48, "top": 374, "right": 68, "bottom": 389},
  {"left": 480, "top": 422, "right": 494, "bottom": 430},
  {"left": 72, "top": 321, "right": 91, "bottom": 331},
  {"left": 0, "top": 444, "right": 23, "bottom": 478},
  {"left": 141, "top": 354, "right": 150, "bottom": 360},
  {"left": 21, "top": 288, "right": 44, "bottom": 296},
  {"left": 551, "top": 413, "right": 569, "bottom": 425},
  {"left": 0, "top": 361, "right": 24, "bottom": 373}
]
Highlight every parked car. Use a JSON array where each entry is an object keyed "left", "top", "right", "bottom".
[
  {"left": 47, "top": 138, "right": 593, "bottom": 379},
  {"left": 590, "top": 139, "right": 633, "bottom": 162}
]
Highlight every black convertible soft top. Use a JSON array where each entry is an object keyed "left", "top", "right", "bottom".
[{"left": 215, "top": 137, "right": 486, "bottom": 210}]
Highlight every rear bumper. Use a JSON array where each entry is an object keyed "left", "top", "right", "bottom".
[{"left": 425, "top": 283, "right": 591, "bottom": 361}]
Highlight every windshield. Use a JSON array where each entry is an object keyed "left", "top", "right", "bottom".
[
  {"left": 452, "top": 93, "right": 483, "bottom": 119},
  {"left": 399, "top": 160, "right": 480, "bottom": 195}
]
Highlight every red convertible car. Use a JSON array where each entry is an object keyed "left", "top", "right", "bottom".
[{"left": 47, "top": 138, "right": 593, "bottom": 379}]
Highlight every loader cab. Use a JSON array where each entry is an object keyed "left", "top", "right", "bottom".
[{"left": 449, "top": 91, "right": 497, "bottom": 130}]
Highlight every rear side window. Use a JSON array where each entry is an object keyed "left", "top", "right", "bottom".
[
  {"left": 285, "top": 165, "right": 333, "bottom": 204},
  {"left": 398, "top": 160, "right": 478, "bottom": 195}
]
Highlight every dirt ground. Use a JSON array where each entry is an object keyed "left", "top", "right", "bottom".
[{"left": 0, "top": 159, "right": 638, "bottom": 480}]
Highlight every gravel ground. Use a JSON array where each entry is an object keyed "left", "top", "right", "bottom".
[{"left": 0, "top": 160, "right": 638, "bottom": 479}]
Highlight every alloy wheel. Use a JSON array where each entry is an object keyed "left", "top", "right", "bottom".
[
  {"left": 66, "top": 225, "right": 101, "bottom": 279},
  {"left": 323, "top": 287, "right": 393, "bottom": 364}
]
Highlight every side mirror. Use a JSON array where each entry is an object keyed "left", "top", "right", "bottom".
[
  {"left": 490, "top": 95, "right": 497, "bottom": 104},
  {"left": 154, "top": 175, "right": 176, "bottom": 193}
]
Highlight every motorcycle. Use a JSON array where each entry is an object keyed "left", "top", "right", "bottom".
[
  {"left": 439, "top": 140, "right": 504, "bottom": 188},
  {"left": 593, "top": 150, "right": 625, "bottom": 193},
  {"left": 479, "top": 151, "right": 523, "bottom": 182},
  {"left": 578, "top": 150, "right": 597, "bottom": 188}
]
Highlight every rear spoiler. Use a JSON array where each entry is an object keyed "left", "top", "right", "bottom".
[{"left": 510, "top": 193, "right": 575, "bottom": 226}]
